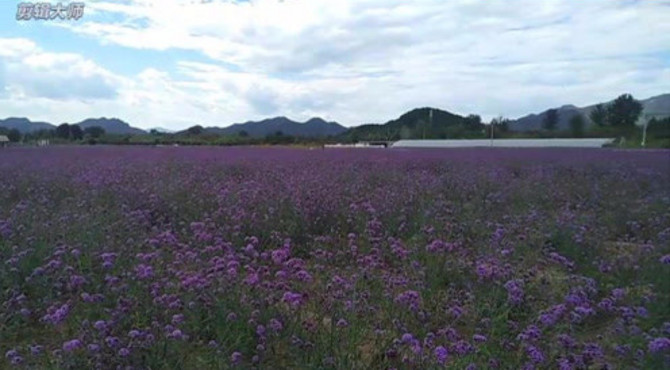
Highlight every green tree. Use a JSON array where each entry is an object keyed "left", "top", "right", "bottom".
[
  {"left": 543, "top": 109, "right": 559, "bottom": 131},
  {"left": 70, "top": 125, "right": 84, "bottom": 140},
  {"left": 84, "top": 126, "right": 106, "bottom": 138},
  {"left": 7, "top": 129, "right": 21, "bottom": 142},
  {"left": 569, "top": 114, "right": 585, "bottom": 137},
  {"left": 463, "top": 114, "right": 484, "bottom": 132},
  {"left": 187, "top": 125, "right": 204, "bottom": 135},
  {"left": 590, "top": 104, "right": 607, "bottom": 127},
  {"left": 238, "top": 130, "right": 249, "bottom": 138},
  {"left": 607, "top": 94, "right": 643, "bottom": 127},
  {"left": 56, "top": 123, "right": 71, "bottom": 139},
  {"left": 490, "top": 116, "right": 510, "bottom": 133}
]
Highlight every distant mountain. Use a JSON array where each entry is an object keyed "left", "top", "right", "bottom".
[
  {"left": 508, "top": 105, "right": 582, "bottom": 132},
  {"left": 509, "top": 94, "right": 670, "bottom": 132},
  {"left": 342, "top": 107, "right": 470, "bottom": 141},
  {"left": 193, "top": 117, "right": 347, "bottom": 137},
  {"left": 0, "top": 117, "right": 55, "bottom": 133},
  {"left": 148, "top": 127, "right": 175, "bottom": 134},
  {"left": 0, "top": 117, "right": 147, "bottom": 135},
  {"left": 74, "top": 118, "right": 146, "bottom": 135}
]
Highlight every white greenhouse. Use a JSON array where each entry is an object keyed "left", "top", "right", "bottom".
[{"left": 391, "top": 138, "right": 616, "bottom": 148}]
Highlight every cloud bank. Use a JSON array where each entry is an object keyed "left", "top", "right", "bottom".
[{"left": 1, "top": 0, "right": 669, "bottom": 129}]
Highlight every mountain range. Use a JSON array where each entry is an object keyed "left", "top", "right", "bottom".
[
  {"left": 1, "top": 93, "right": 668, "bottom": 138},
  {"left": 508, "top": 94, "right": 670, "bottom": 132},
  {"left": 0, "top": 117, "right": 146, "bottom": 135},
  {"left": 188, "top": 117, "right": 347, "bottom": 138},
  {"left": 342, "top": 107, "right": 468, "bottom": 141}
]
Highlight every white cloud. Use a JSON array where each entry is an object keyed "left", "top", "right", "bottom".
[
  {"left": 4, "top": 0, "right": 670, "bottom": 128},
  {"left": 0, "top": 38, "right": 122, "bottom": 101}
]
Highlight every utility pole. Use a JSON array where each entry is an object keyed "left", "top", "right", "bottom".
[
  {"left": 490, "top": 119, "right": 494, "bottom": 147},
  {"left": 640, "top": 112, "right": 663, "bottom": 148},
  {"left": 641, "top": 114, "right": 649, "bottom": 148}
]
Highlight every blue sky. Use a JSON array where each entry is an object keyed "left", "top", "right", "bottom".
[{"left": 0, "top": 0, "right": 669, "bottom": 130}]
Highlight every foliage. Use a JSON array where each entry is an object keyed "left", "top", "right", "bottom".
[
  {"left": 569, "top": 114, "right": 585, "bottom": 137},
  {"left": 607, "top": 94, "right": 643, "bottom": 127},
  {"left": 187, "top": 126, "right": 205, "bottom": 136},
  {"left": 84, "top": 126, "right": 106, "bottom": 139},
  {"left": 590, "top": 104, "right": 607, "bottom": 127},
  {"left": 7, "top": 128, "right": 22, "bottom": 142},
  {"left": 70, "top": 125, "right": 84, "bottom": 141},
  {"left": 56, "top": 123, "right": 71, "bottom": 139},
  {"left": 543, "top": 109, "right": 559, "bottom": 131}
]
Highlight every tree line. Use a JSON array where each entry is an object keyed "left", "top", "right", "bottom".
[
  {"left": 1, "top": 124, "right": 107, "bottom": 144},
  {"left": 542, "top": 94, "right": 644, "bottom": 137}
]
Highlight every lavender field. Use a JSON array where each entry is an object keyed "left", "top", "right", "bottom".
[{"left": 1, "top": 146, "right": 669, "bottom": 369}]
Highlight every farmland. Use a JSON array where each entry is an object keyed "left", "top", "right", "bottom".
[{"left": 1, "top": 146, "right": 669, "bottom": 369}]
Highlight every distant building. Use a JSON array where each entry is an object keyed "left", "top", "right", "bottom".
[
  {"left": 391, "top": 138, "right": 616, "bottom": 148},
  {"left": 0, "top": 135, "right": 9, "bottom": 147}
]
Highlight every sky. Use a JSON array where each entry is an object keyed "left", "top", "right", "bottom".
[{"left": 0, "top": 0, "right": 669, "bottom": 130}]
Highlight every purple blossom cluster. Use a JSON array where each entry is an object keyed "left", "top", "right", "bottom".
[{"left": 0, "top": 146, "right": 668, "bottom": 368}]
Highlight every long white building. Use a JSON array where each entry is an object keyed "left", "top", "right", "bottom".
[{"left": 391, "top": 138, "right": 616, "bottom": 148}]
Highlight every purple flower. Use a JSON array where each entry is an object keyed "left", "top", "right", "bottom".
[
  {"left": 282, "top": 291, "right": 303, "bottom": 308},
  {"left": 557, "top": 334, "right": 576, "bottom": 350},
  {"left": 105, "top": 336, "right": 120, "bottom": 348},
  {"left": 29, "top": 345, "right": 43, "bottom": 356},
  {"left": 614, "top": 344, "right": 631, "bottom": 357},
  {"left": 434, "top": 346, "right": 448, "bottom": 364},
  {"left": 231, "top": 351, "right": 243, "bottom": 364},
  {"left": 475, "top": 261, "right": 496, "bottom": 280},
  {"left": 134, "top": 264, "right": 154, "bottom": 279},
  {"left": 69, "top": 274, "right": 86, "bottom": 288},
  {"left": 636, "top": 306, "right": 649, "bottom": 318},
  {"left": 648, "top": 337, "right": 670, "bottom": 353},
  {"left": 168, "top": 329, "right": 185, "bottom": 340},
  {"left": 295, "top": 270, "right": 313, "bottom": 282},
  {"left": 243, "top": 272, "right": 259, "bottom": 286},
  {"left": 557, "top": 358, "right": 574, "bottom": 370},
  {"left": 611, "top": 288, "right": 626, "bottom": 300},
  {"left": 118, "top": 348, "right": 130, "bottom": 357},
  {"left": 659, "top": 254, "right": 670, "bottom": 264},
  {"left": 517, "top": 325, "right": 542, "bottom": 342},
  {"left": 526, "top": 345, "right": 545, "bottom": 363},
  {"left": 473, "top": 334, "right": 488, "bottom": 343},
  {"left": 597, "top": 298, "right": 614, "bottom": 311},
  {"left": 172, "top": 314, "right": 185, "bottom": 325},
  {"left": 93, "top": 320, "right": 106, "bottom": 331},
  {"left": 452, "top": 340, "right": 472, "bottom": 356},
  {"left": 574, "top": 306, "right": 595, "bottom": 317},
  {"left": 263, "top": 318, "right": 281, "bottom": 333},
  {"left": 63, "top": 339, "right": 82, "bottom": 352},
  {"left": 394, "top": 290, "right": 421, "bottom": 311},
  {"left": 336, "top": 318, "right": 348, "bottom": 328},
  {"left": 449, "top": 305, "right": 464, "bottom": 318},
  {"left": 504, "top": 279, "right": 525, "bottom": 305}
]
